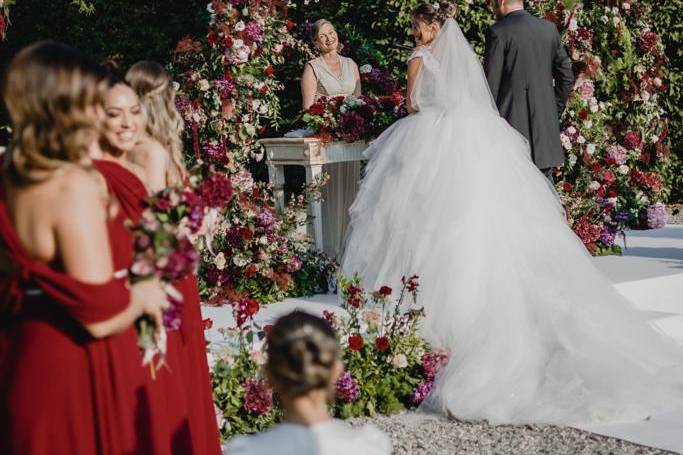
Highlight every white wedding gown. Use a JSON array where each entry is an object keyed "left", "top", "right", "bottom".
[{"left": 341, "top": 19, "right": 683, "bottom": 426}]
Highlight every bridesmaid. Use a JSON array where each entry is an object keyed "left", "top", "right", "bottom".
[
  {"left": 92, "top": 69, "right": 205, "bottom": 454},
  {"left": 126, "top": 60, "right": 221, "bottom": 455},
  {"left": 0, "top": 41, "right": 168, "bottom": 454},
  {"left": 301, "top": 19, "right": 362, "bottom": 259}
]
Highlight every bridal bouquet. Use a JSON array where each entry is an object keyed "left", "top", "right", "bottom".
[
  {"left": 302, "top": 92, "right": 406, "bottom": 143},
  {"left": 129, "top": 175, "right": 234, "bottom": 368}
]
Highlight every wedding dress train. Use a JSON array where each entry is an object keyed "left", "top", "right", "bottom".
[{"left": 341, "top": 19, "right": 683, "bottom": 426}]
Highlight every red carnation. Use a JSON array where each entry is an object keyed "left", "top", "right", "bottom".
[
  {"left": 375, "top": 336, "right": 390, "bottom": 353},
  {"left": 563, "top": 181, "right": 573, "bottom": 192},
  {"left": 348, "top": 335, "right": 364, "bottom": 351},
  {"left": 602, "top": 170, "right": 616, "bottom": 185},
  {"left": 241, "top": 227, "right": 254, "bottom": 241},
  {"left": 259, "top": 85, "right": 268, "bottom": 95},
  {"left": 224, "top": 37, "right": 234, "bottom": 48},
  {"left": 202, "top": 318, "right": 213, "bottom": 330},
  {"left": 265, "top": 65, "right": 274, "bottom": 77},
  {"left": 378, "top": 286, "right": 392, "bottom": 297},
  {"left": 579, "top": 109, "right": 589, "bottom": 120}
]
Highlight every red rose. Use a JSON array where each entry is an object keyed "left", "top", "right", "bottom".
[
  {"left": 608, "top": 189, "right": 617, "bottom": 198},
  {"left": 241, "top": 227, "right": 254, "bottom": 241},
  {"left": 308, "top": 102, "right": 325, "bottom": 116},
  {"left": 378, "top": 286, "right": 392, "bottom": 297},
  {"left": 590, "top": 163, "right": 602, "bottom": 173},
  {"left": 265, "top": 65, "right": 274, "bottom": 77},
  {"left": 285, "top": 19, "right": 296, "bottom": 31},
  {"left": 563, "top": 181, "right": 573, "bottom": 192},
  {"left": 579, "top": 109, "right": 589, "bottom": 120},
  {"left": 202, "top": 318, "right": 213, "bottom": 330},
  {"left": 596, "top": 187, "right": 606, "bottom": 198},
  {"left": 375, "top": 336, "right": 390, "bottom": 353},
  {"left": 246, "top": 298, "right": 260, "bottom": 316},
  {"left": 224, "top": 37, "right": 234, "bottom": 48},
  {"left": 259, "top": 85, "right": 268, "bottom": 95},
  {"left": 602, "top": 170, "right": 616, "bottom": 185},
  {"left": 207, "top": 30, "right": 219, "bottom": 46},
  {"left": 245, "top": 265, "right": 258, "bottom": 279},
  {"left": 623, "top": 131, "right": 642, "bottom": 150},
  {"left": 348, "top": 335, "right": 364, "bottom": 351}
]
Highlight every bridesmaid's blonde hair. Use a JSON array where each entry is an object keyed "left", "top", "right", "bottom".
[
  {"left": 126, "top": 61, "right": 186, "bottom": 186},
  {"left": 3, "top": 41, "right": 107, "bottom": 184}
]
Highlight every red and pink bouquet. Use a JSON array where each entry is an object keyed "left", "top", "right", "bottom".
[
  {"left": 303, "top": 92, "right": 406, "bottom": 143},
  {"left": 129, "top": 175, "right": 234, "bottom": 367}
]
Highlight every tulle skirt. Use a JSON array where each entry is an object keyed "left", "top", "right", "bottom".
[{"left": 341, "top": 105, "right": 683, "bottom": 425}]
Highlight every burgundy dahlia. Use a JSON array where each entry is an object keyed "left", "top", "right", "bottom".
[
  {"left": 623, "top": 131, "right": 642, "bottom": 150},
  {"left": 338, "top": 111, "right": 367, "bottom": 142},
  {"left": 196, "top": 173, "right": 234, "bottom": 208},
  {"left": 641, "top": 30, "right": 659, "bottom": 52},
  {"left": 242, "top": 379, "right": 273, "bottom": 415}
]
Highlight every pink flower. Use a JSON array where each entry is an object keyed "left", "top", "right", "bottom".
[
  {"left": 606, "top": 144, "right": 627, "bottom": 165},
  {"left": 335, "top": 371, "right": 360, "bottom": 402},
  {"left": 577, "top": 80, "right": 594, "bottom": 101}
]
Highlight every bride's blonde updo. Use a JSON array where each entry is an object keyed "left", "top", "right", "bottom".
[
  {"left": 125, "top": 61, "right": 186, "bottom": 186},
  {"left": 3, "top": 41, "right": 107, "bottom": 184},
  {"left": 412, "top": 1, "right": 457, "bottom": 25},
  {"left": 266, "top": 311, "right": 340, "bottom": 397}
]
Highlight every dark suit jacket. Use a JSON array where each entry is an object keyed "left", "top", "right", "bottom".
[{"left": 484, "top": 10, "right": 573, "bottom": 169}]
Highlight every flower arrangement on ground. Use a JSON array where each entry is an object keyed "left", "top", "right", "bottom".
[{"left": 208, "top": 273, "right": 447, "bottom": 439}]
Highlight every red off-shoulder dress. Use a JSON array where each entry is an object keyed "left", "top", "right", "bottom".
[
  {"left": 0, "top": 183, "right": 169, "bottom": 454},
  {"left": 93, "top": 159, "right": 220, "bottom": 455}
]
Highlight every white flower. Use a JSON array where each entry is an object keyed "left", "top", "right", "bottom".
[
  {"left": 650, "top": 134, "right": 659, "bottom": 144},
  {"left": 198, "top": 79, "right": 210, "bottom": 91},
  {"left": 623, "top": 2, "right": 631, "bottom": 10},
  {"left": 391, "top": 354, "right": 408, "bottom": 369},
  {"left": 613, "top": 16, "right": 621, "bottom": 26},
  {"left": 569, "top": 18, "right": 578, "bottom": 31},
  {"left": 601, "top": 15, "right": 609, "bottom": 24},
  {"left": 577, "top": 135, "right": 586, "bottom": 145},
  {"left": 233, "top": 255, "right": 250, "bottom": 267},
  {"left": 235, "top": 21, "right": 246, "bottom": 32},
  {"left": 273, "top": 43, "right": 283, "bottom": 54},
  {"left": 250, "top": 350, "right": 267, "bottom": 366},
  {"left": 567, "top": 126, "right": 577, "bottom": 135},
  {"left": 432, "top": 2, "right": 439, "bottom": 10},
  {"left": 641, "top": 90, "right": 651, "bottom": 102},
  {"left": 568, "top": 154, "right": 578, "bottom": 166},
  {"left": 590, "top": 103, "right": 599, "bottom": 113},
  {"left": 587, "top": 143, "right": 596, "bottom": 155},
  {"left": 589, "top": 181, "right": 601, "bottom": 191},
  {"left": 233, "top": 39, "right": 244, "bottom": 49},
  {"left": 359, "top": 64, "right": 373, "bottom": 74},
  {"left": 214, "top": 252, "right": 227, "bottom": 270},
  {"left": 585, "top": 120, "right": 593, "bottom": 128},
  {"left": 618, "top": 164, "right": 630, "bottom": 175},
  {"left": 654, "top": 77, "right": 662, "bottom": 87}
]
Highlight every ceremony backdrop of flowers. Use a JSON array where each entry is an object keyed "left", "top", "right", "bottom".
[
  {"left": 286, "top": 0, "right": 676, "bottom": 255},
  {"left": 170, "top": 0, "right": 336, "bottom": 307}
]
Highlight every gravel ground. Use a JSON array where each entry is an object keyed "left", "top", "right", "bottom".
[
  {"left": 667, "top": 204, "right": 682, "bottom": 225},
  {"left": 351, "top": 413, "right": 674, "bottom": 455}
]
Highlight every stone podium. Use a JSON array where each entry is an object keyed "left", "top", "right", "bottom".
[{"left": 260, "top": 137, "right": 367, "bottom": 256}]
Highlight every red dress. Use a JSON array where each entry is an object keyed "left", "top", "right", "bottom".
[
  {"left": 0, "top": 185, "right": 167, "bottom": 454},
  {"left": 93, "top": 159, "right": 221, "bottom": 455}
]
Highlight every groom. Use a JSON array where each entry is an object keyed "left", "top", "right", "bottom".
[{"left": 484, "top": 0, "right": 573, "bottom": 182}]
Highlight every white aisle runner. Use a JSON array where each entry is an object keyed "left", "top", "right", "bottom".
[{"left": 202, "top": 225, "right": 683, "bottom": 453}]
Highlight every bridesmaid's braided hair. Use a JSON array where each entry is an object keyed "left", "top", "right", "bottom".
[
  {"left": 266, "top": 311, "right": 340, "bottom": 397},
  {"left": 2, "top": 41, "right": 107, "bottom": 185},
  {"left": 412, "top": 1, "right": 458, "bottom": 25}
]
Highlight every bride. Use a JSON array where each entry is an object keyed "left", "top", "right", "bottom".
[{"left": 341, "top": 2, "right": 683, "bottom": 425}]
